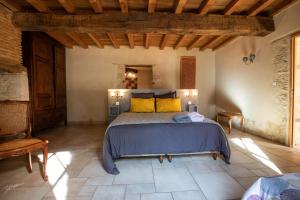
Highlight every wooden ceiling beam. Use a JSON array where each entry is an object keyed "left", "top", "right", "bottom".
[
  {"left": 119, "top": 0, "right": 128, "bottom": 13},
  {"left": 212, "top": 36, "right": 238, "bottom": 51},
  {"left": 248, "top": 0, "right": 275, "bottom": 16},
  {"left": 175, "top": 0, "right": 187, "bottom": 14},
  {"left": 107, "top": 33, "right": 120, "bottom": 48},
  {"left": 89, "top": 0, "right": 103, "bottom": 13},
  {"left": 200, "top": 35, "right": 227, "bottom": 50},
  {"left": 270, "top": 0, "right": 298, "bottom": 16},
  {"left": 148, "top": 0, "right": 156, "bottom": 13},
  {"left": 0, "top": 0, "right": 22, "bottom": 11},
  {"left": 174, "top": 35, "right": 187, "bottom": 49},
  {"left": 223, "top": 0, "right": 240, "bottom": 15},
  {"left": 160, "top": 34, "right": 169, "bottom": 50},
  {"left": 47, "top": 32, "right": 73, "bottom": 48},
  {"left": 145, "top": 33, "right": 151, "bottom": 49},
  {"left": 57, "top": 0, "right": 76, "bottom": 13},
  {"left": 12, "top": 12, "right": 275, "bottom": 36},
  {"left": 127, "top": 33, "right": 134, "bottom": 49},
  {"left": 66, "top": 32, "right": 88, "bottom": 48},
  {"left": 88, "top": 33, "right": 104, "bottom": 48},
  {"left": 187, "top": 35, "right": 204, "bottom": 50},
  {"left": 199, "top": 0, "right": 215, "bottom": 16},
  {"left": 200, "top": 37, "right": 219, "bottom": 51},
  {"left": 26, "top": 0, "right": 51, "bottom": 13}
]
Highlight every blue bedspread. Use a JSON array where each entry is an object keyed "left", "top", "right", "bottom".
[
  {"left": 102, "top": 112, "right": 231, "bottom": 174},
  {"left": 243, "top": 173, "right": 300, "bottom": 200}
]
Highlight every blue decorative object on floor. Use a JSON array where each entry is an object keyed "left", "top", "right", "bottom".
[
  {"left": 287, "top": 179, "right": 300, "bottom": 189},
  {"left": 280, "top": 189, "right": 300, "bottom": 200},
  {"left": 261, "top": 177, "right": 289, "bottom": 196},
  {"left": 294, "top": 173, "right": 300, "bottom": 178},
  {"left": 247, "top": 194, "right": 262, "bottom": 200},
  {"left": 243, "top": 173, "right": 300, "bottom": 200}
]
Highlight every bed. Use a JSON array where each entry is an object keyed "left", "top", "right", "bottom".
[
  {"left": 242, "top": 173, "right": 300, "bottom": 200},
  {"left": 102, "top": 112, "right": 231, "bottom": 174}
]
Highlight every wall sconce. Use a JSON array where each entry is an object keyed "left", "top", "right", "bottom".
[
  {"left": 184, "top": 90, "right": 198, "bottom": 97},
  {"left": 242, "top": 53, "right": 256, "bottom": 65},
  {"left": 183, "top": 90, "right": 198, "bottom": 105},
  {"left": 192, "top": 90, "right": 198, "bottom": 96},
  {"left": 110, "top": 90, "right": 125, "bottom": 105}
]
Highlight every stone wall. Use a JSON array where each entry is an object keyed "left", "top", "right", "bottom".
[
  {"left": 270, "top": 36, "right": 290, "bottom": 143},
  {"left": 0, "top": 4, "right": 29, "bottom": 101}
]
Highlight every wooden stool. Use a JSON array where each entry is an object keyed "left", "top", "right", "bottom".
[{"left": 217, "top": 111, "right": 244, "bottom": 134}]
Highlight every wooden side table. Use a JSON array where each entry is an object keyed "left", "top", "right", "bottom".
[
  {"left": 187, "top": 104, "right": 198, "bottom": 112},
  {"left": 216, "top": 112, "right": 244, "bottom": 134},
  {"left": 109, "top": 105, "right": 120, "bottom": 123}
]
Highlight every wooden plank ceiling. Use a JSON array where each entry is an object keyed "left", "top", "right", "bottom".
[{"left": 2, "top": 0, "right": 298, "bottom": 51}]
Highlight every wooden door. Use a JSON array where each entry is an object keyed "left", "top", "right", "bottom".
[
  {"left": 33, "top": 36, "right": 54, "bottom": 111},
  {"left": 54, "top": 46, "right": 66, "bottom": 110},
  {"left": 180, "top": 56, "right": 196, "bottom": 89},
  {"left": 292, "top": 34, "right": 300, "bottom": 148}
]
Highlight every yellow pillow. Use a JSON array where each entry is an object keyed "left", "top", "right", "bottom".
[
  {"left": 156, "top": 98, "right": 181, "bottom": 112},
  {"left": 130, "top": 98, "right": 155, "bottom": 113}
]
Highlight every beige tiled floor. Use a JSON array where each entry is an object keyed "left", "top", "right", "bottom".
[{"left": 1, "top": 125, "right": 300, "bottom": 200}]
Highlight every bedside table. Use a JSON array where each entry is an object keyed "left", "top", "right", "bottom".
[
  {"left": 187, "top": 104, "right": 198, "bottom": 112},
  {"left": 109, "top": 105, "right": 120, "bottom": 123}
]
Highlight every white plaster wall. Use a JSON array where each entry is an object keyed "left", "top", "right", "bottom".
[
  {"left": 215, "top": 1, "right": 300, "bottom": 144},
  {"left": 66, "top": 47, "right": 215, "bottom": 123}
]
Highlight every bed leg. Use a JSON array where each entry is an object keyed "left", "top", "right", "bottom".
[
  {"left": 167, "top": 155, "right": 172, "bottom": 163},
  {"left": 159, "top": 155, "right": 164, "bottom": 164},
  {"left": 212, "top": 153, "right": 218, "bottom": 160}
]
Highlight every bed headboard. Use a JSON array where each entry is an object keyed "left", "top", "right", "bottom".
[{"left": 107, "top": 89, "right": 198, "bottom": 115}]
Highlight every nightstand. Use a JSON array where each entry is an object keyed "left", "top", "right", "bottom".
[
  {"left": 187, "top": 104, "right": 198, "bottom": 112},
  {"left": 109, "top": 105, "right": 120, "bottom": 123}
]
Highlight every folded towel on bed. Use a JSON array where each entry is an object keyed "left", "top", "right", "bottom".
[
  {"left": 188, "top": 112, "right": 205, "bottom": 122},
  {"left": 173, "top": 113, "right": 192, "bottom": 123},
  {"left": 173, "top": 112, "right": 204, "bottom": 123}
]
